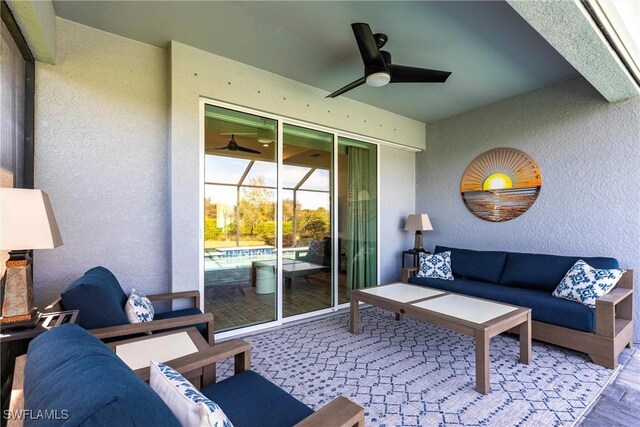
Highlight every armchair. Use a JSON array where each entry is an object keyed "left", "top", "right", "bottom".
[
  {"left": 9, "top": 324, "right": 365, "bottom": 427},
  {"left": 45, "top": 266, "right": 214, "bottom": 344}
]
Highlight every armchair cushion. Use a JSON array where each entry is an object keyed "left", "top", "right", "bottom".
[
  {"left": 24, "top": 324, "right": 180, "bottom": 426},
  {"left": 201, "top": 371, "right": 313, "bottom": 427},
  {"left": 61, "top": 266, "right": 129, "bottom": 329}
]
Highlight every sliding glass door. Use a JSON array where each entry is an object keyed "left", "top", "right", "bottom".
[{"left": 202, "top": 100, "right": 378, "bottom": 334}]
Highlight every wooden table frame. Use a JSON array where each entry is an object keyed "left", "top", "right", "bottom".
[
  {"left": 107, "top": 327, "right": 215, "bottom": 387},
  {"left": 350, "top": 284, "right": 531, "bottom": 394}
]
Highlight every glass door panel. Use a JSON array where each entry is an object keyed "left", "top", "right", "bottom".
[
  {"left": 203, "top": 104, "right": 278, "bottom": 332},
  {"left": 282, "top": 124, "right": 333, "bottom": 317},
  {"left": 338, "top": 137, "right": 378, "bottom": 303}
]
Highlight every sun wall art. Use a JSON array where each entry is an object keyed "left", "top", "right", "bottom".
[{"left": 460, "top": 148, "right": 542, "bottom": 222}]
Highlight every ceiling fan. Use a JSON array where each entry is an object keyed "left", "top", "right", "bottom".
[
  {"left": 213, "top": 134, "right": 261, "bottom": 154},
  {"left": 327, "top": 23, "right": 451, "bottom": 98}
]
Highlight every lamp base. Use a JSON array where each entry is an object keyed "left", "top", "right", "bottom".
[
  {"left": 413, "top": 230, "right": 425, "bottom": 252},
  {"left": 1, "top": 250, "right": 37, "bottom": 324}
]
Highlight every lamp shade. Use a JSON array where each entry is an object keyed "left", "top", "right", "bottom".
[
  {"left": 404, "top": 214, "right": 433, "bottom": 231},
  {"left": 0, "top": 188, "right": 63, "bottom": 250}
]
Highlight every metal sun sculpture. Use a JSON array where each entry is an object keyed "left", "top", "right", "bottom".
[{"left": 460, "top": 148, "right": 542, "bottom": 222}]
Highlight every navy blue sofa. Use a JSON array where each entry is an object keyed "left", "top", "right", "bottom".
[
  {"left": 402, "top": 246, "right": 634, "bottom": 369},
  {"left": 12, "top": 324, "right": 364, "bottom": 427},
  {"left": 48, "top": 266, "right": 214, "bottom": 344}
]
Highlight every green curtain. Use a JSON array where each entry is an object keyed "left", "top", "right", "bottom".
[{"left": 346, "top": 146, "right": 377, "bottom": 290}]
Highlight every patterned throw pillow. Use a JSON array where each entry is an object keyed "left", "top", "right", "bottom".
[
  {"left": 552, "top": 260, "right": 625, "bottom": 308},
  {"left": 125, "top": 288, "right": 155, "bottom": 324},
  {"left": 150, "top": 361, "right": 233, "bottom": 427},
  {"left": 305, "top": 240, "right": 325, "bottom": 264},
  {"left": 416, "top": 251, "right": 454, "bottom": 280}
]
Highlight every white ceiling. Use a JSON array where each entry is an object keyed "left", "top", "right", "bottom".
[{"left": 53, "top": 0, "right": 578, "bottom": 123}]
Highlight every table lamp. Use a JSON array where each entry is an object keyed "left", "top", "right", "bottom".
[
  {"left": 0, "top": 188, "right": 63, "bottom": 325},
  {"left": 404, "top": 214, "right": 433, "bottom": 252}
]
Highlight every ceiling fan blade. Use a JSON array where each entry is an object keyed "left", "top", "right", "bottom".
[
  {"left": 389, "top": 65, "right": 451, "bottom": 83},
  {"left": 326, "top": 76, "right": 366, "bottom": 98},
  {"left": 351, "top": 23, "right": 384, "bottom": 67},
  {"left": 213, "top": 146, "right": 229, "bottom": 150},
  {"left": 237, "top": 146, "right": 261, "bottom": 154}
]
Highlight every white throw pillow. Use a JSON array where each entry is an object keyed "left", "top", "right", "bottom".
[
  {"left": 125, "top": 288, "right": 155, "bottom": 324},
  {"left": 416, "top": 251, "right": 454, "bottom": 280},
  {"left": 150, "top": 360, "right": 233, "bottom": 427},
  {"left": 552, "top": 260, "right": 625, "bottom": 308}
]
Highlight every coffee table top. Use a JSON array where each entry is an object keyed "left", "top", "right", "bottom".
[
  {"left": 358, "top": 283, "right": 443, "bottom": 302},
  {"left": 412, "top": 294, "right": 518, "bottom": 324}
]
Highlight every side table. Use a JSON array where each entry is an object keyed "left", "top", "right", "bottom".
[{"left": 401, "top": 249, "right": 431, "bottom": 268}]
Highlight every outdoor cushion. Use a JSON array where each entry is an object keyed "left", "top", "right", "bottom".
[
  {"left": 409, "top": 277, "right": 596, "bottom": 332},
  {"left": 155, "top": 307, "right": 208, "bottom": 337},
  {"left": 201, "top": 371, "right": 314, "bottom": 427},
  {"left": 553, "top": 260, "right": 625, "bottom": 307},
  {"left": 61, "top": 266, "right": 129, "bottom": 329},
  {"left": 500, "top": 252, "right": 620, "bottom": 291},
  {"left": 416, "top": 251, "right": 454, "bottom": 280},
  {"left": 435, "top": 246, "right": 508, "bottom": 284},
  {"left": 24, "top": 324, "right": 180, "bottom": 427}
]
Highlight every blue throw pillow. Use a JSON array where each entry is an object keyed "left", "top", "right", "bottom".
[
  {"left": 61, "top": 266, "right": 129, "bottom": 329},
  {"left": 416, "top": 251, "right": 454, "bottom": 280},
  {"left": 552, "top": 260, "right": 625, "bottom": 308}
]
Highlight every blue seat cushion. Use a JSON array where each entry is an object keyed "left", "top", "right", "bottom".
[
  {"left": 201, "top": 371, "right": 314, "bottom": 427},
  {"left": 435, "top": 246, "right": 508, "bottom": 284},
  {"left": 61, "top": 266, "right": 129, "bottom": 329},
  {"left": 408, "top": 277, "right": 596, "bottom": 332},
  {"left": 24, "top": 324, "right": 179, "bottom": 427},
  {"left": 154, "top": 307, "right": 208, "bottom": 338},
  {"left": 500, "top": 252, "right": 620, "bottom": 291}
]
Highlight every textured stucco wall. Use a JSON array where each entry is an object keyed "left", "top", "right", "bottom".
[
  {"left": 170, "top": 42, "right": 418, "bottom": 297},
  {"left": 416, "top": 77, "right": 640, "bottom": 341},
  {"left": 379, "top": 145, "right": 416, "bottom": 284},
  {"left": 33, "top": 19, "right": 170, "bottom": 306}
]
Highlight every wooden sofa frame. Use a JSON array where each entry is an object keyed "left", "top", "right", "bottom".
[
  {"left": 402, "top": 268, "right": 634, "bottom": 369},
  {"left": 45, "top": 290, "right": 215, "bottom": 345},
  {"left": 8, "top": 338, "right": 365, "bottom": 427}
]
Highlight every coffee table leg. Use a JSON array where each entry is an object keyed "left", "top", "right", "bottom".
[
  {"left": 475, "top": 330, "right": 490, "bottom": 394},
  {"left": 350, "top": 297, "right": 360, "bottom": 334},
  {"left": 519, "top": 312, "right": 532, "bottom": 364}
]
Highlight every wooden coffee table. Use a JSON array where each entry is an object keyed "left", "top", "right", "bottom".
[{"left": 350, "top": 283, "right": 532, "bottom": 394}]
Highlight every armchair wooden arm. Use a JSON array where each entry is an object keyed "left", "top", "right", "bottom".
[
  {"left": 91, "top": 312, "right": 215, "bottom": 345},
  {"left": 147, "top": 290, "right": 200, "bottom": 307},
  {"left": 294, "top": 396, "right": 365, "bottom": 427},
  {"left": 401, "top": 267, "right": 418, "bottom": 283}
]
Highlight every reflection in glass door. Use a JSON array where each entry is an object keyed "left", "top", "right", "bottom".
[
  {"left": 282, "top": 124, "right": 334, "bottom": 317},
  {"left": 338, "top": 137, "right": 378, "bottom": 303},
  {"left": 203, "top": 104, "right": 278, "bottom": 332}
]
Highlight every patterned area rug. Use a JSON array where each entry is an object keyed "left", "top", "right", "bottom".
[{"left": 219, "top": 307, "right": 619, "bottom": 426}]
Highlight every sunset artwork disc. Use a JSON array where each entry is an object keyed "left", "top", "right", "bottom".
[{"left": 460, "top": 148, "right": 542, "bottom": 222}]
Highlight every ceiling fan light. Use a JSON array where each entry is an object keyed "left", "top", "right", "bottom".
[
  {"left": 366, "top": 72, "right": 391, "bottom": 87},
  {"left": 258, "top": 139, "right": 273, "bottom": 144}
]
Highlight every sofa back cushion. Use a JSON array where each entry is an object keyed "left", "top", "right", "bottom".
[
  {"left": 61, "top": 266, "right": 129, "bottom": 329},
  {"left": 500, "top": 252, "right": 620, "bottom": 291},
  {"left": 435, "top": 246, "right": 508, "bottom": 284},
  {"left": 24, "top": 324, "right": 180, "bottom": 426}
]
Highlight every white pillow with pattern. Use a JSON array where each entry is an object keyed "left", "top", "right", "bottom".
[
  {"left": 125, "top": 288, "right": 155, "bottom": 324},
  {"left": 416, "top": 251, "right": 454, "bottom": 280},
  {"left": 150, "top": 360, "right": 233, "bottom": 427},
  {"left": 552, "top": 260, "right": 625, "bottom": 308}
]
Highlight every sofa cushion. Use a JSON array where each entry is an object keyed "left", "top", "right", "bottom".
[
  {"left": 61, "top": 266, "right": 129, "bottom": 329},
  {"left": 201, "top": 371, "right": 314, "bottom": 427},
  {"left": 500, "top": 252, "right": 620, "bottom": 291},
  {"left": 435, "top": 246, "right": 508, "bottom": 284},
  {"left": 552, "top": 260, "right": 626, "bottom": 307},
  {"left": 416, "top": 251, "right": 454, "bottom": 280},
  {"left": 24, "top": 324, "right": 180, "bottom": 427},
  {"left": 408, "top": 276, "right": 596, "bottom": 332},
  {"left": 150, "top": 361, "right": 232, "bottom": 426}
]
